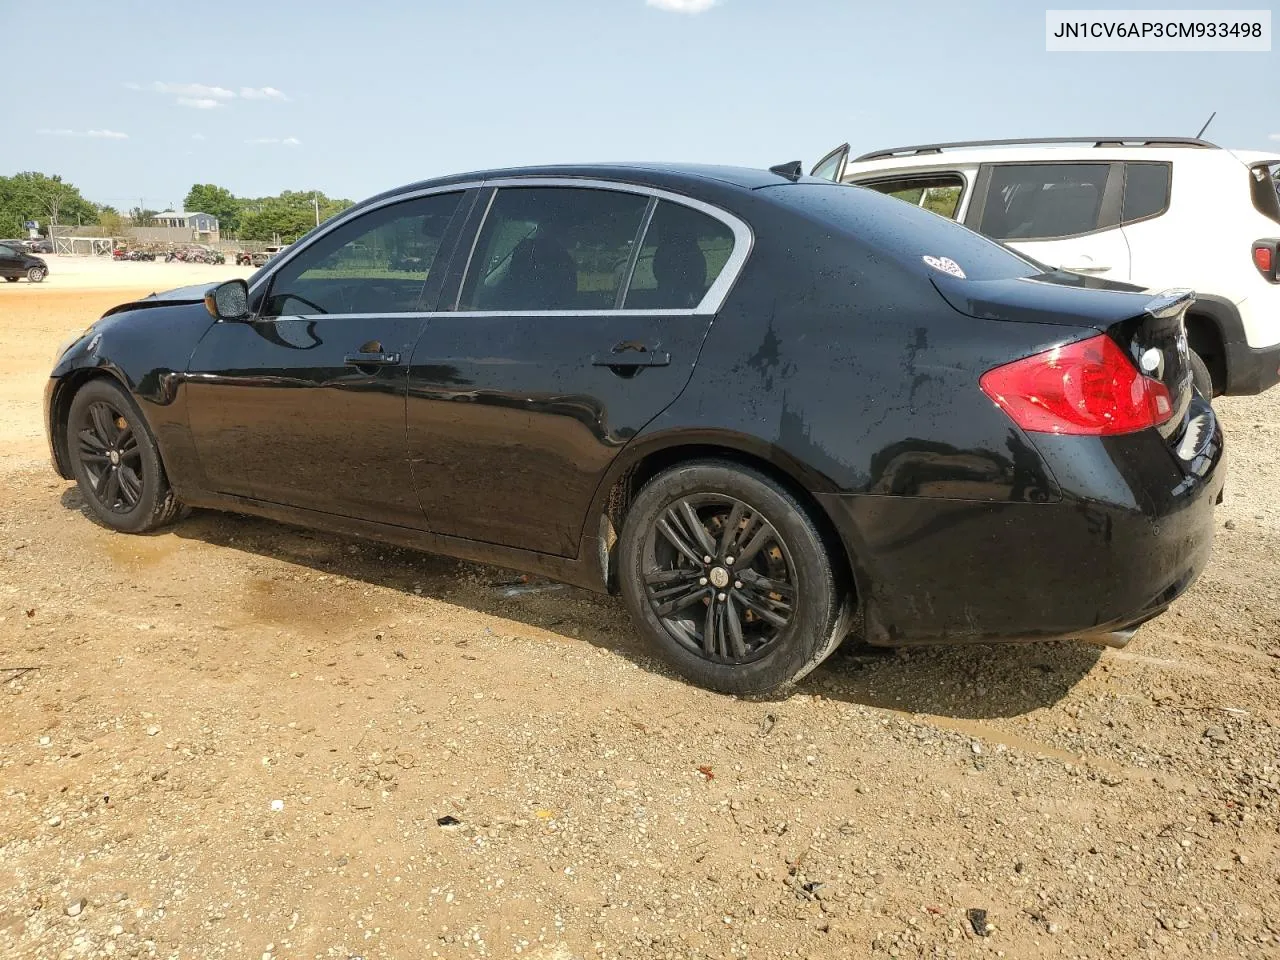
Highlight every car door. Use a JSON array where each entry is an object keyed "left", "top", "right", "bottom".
[
  {"left": 0, "top": 245, "right": 20, "bottom": 278},
  {"left": 810, "top": 143, "right": 850, "bottom": 182},
  {"left": 965, "top": 161, "right": 1131, "bottom": 279},
  {"left": 405, "top": 181, "right": 748, "bottom": 556},
  {"left": 183, "top": 188, "right": 472, "bottom": 527}
]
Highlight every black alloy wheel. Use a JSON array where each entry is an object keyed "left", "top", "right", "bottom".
[
  {"left": 641, "top": 493, "right": 797, "bottom": 664},
  {"left": 619, "top": 460, "right": 852, "bottom": 696},
  {"left": 66, "top": 379, "right": 184, "bottom": 533},
  {"left": 75, "top": 399, "right": 145, "bottom": 514}
]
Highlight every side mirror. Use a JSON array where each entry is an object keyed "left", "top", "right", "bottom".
[{"left": 204, "top": 279, "right": 250, "bottom": 321}]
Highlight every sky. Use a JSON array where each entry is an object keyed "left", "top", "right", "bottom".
[{"left": 2, "top": 0, "right": 1277, "bottom": 211}]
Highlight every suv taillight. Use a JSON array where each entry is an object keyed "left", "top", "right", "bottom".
[
  {"left": 980, "top": 335, "right": 1173, "bottom": 436},
  {"left": 1253, "top": 240, "right": 1278, "bottom": 281}
]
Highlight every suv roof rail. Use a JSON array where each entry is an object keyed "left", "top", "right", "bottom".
[{"left": 853, "top": 136, "right": 1219, "bottom": 162}]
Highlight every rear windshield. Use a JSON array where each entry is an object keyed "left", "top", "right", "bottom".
[
  {"left": 1252, "top": 163, "right": 1280, "bottom": 225},
  {"left": 762, "top": 182, "right": 1041, "bottom": 282}
]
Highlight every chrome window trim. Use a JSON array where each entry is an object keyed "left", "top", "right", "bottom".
[
  {"left": 247, "top": 181, "right": 483, "bottom": 298},
  {"left": 249, "top": 175, "right": 755, "bottom": 319}
]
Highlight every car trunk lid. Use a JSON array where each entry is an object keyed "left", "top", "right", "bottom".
[{"left": 935, "top": 271, "right": 1204, "bottom": 455}]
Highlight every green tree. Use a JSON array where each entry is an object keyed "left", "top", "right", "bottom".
[
  {"left": 129, "top": 207, "right": 158, "bottom": 226},
  {"left": 183, "top": 183, "right": 242, "bottom": 234},
  {"left": 0, "top": 172, "right": 98, "bottom": 237},
  {"left": 239, "top": 191, "right": 352, "bottom": 242}
]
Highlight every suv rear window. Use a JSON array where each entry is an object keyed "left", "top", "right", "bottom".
[
  {"left": 978, "top": 163, "right": 1110, "bottom": 240},
  {"left": 1122, "top": 162, "right": 1171, "bottom": 223},
  {"left": 1251, "top": 163, "right": 1280, "bottom": 225},
  {"left": 766, "top": 183, "right": 1040, "bottom": 281}
]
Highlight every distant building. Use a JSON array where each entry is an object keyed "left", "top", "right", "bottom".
[{"left": 151, "top": 210, "right": 220, "bottom": 240}]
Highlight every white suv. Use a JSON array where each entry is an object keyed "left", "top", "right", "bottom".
[{"left": 811, "top": 137, "right": 1280, "bottom": 396}]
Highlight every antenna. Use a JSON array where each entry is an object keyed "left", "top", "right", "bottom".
[{"left": 1195, "top": 111, "right": 1217, "bottom": 139}]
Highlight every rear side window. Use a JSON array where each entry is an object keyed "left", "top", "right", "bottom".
[
  {"left": 858, "top": 174, "right": 965, "bottom": 220},
  {"left": 461, "top": 187, "right": 649, "bottom": 311},
  {"left": 623, "top": 201, "right": 735, "bottom": 309},
  {"left": 1251, "top": 162, "right": 1280, "bottom": 225},
  {"left": 1122, "top": 162, "right": 1171, "bottom": 222},
  {"left": 978, "top": 163, "right": 1110, "bottom": 240},
  {"left": 765, "top": 183, "right": 1040, "bottom": 282}
]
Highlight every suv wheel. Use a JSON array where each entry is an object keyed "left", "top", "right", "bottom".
[
  {"left": 1189, "top": 350, "right": 1214, "bottom": 399},
  {"left": 618, "top": 460, "right": 852, "bottom": 696},
  {"left": 27, "top": 266, "right": 46, "bottom": 282}
]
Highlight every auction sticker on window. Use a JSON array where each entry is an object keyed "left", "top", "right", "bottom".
[{"left": 1046, "top": 10, "right": 1271, "bottom": 51}]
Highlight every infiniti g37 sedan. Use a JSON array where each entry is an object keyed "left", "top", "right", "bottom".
[{"left": 44, "top": 163, "right": 1224, "bottom": 695}]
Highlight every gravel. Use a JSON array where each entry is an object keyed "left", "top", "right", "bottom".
[{"left": 2, "top": 287, "right": 1280, "bottom": 958}]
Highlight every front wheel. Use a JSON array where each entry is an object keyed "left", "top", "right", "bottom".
[
  {"left": 66, "top": 379, "right": 184, "bottom": 533},
  {"left": 27, "top": 266, "right": 46, "bottom": 282},
  {"left": 618, "top": 460, "right": 852, "bottom": 696}
]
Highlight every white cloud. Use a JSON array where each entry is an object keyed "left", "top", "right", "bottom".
[
  {"left": 191, "top": 133, "right": 207, "bottom": 141},
  {"left": 240, "top": 86, "right": 289, "bottom": 101},
  {"left": 245, "top": 137, "right": 302, "bottom": 146},
  {"left": 153, "top": 81, "right": 235, "bottom": 100},
  {"left": 646, "top": 0, "right": 717, "bottom": 12},
  {"left": 1270, "top": 133, "right": 1280, "bottom": 141},
  {"left": 37, "top": 128, "right": 128, "bottom": 139},
  {"left": 177, "top": 97, "right": 221, "bottom": 110}
]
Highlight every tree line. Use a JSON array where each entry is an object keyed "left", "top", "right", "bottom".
[{"left": 0, "top": 172, "right": 353, "bottom": 243}]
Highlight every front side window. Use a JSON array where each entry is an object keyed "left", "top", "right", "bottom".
[
  {"left": 859, "top": 174, "right": 966, "bottom": 220},
  {"left": 623, "top": 200, "right": 735, "bottom": 309},
  {"left": 978, "top": 163, "right": 1111, "bottom": 240},
  {"left": 460, "top": 187, "right": 650, "bottom": 311},
  {"left": 262, "top": 192, "right": 462, "bottom": 317}
]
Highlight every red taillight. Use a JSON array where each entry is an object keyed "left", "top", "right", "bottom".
[
  {"left": 1255, "top": 244, "right": 1274, "bottom": 275},
  {"left": 980, "top": 334, "right": 1173, "bottom": 436}
]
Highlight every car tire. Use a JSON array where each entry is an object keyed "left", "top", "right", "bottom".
[
  {"left": 1189, "top": 349, "right": 1214, "bottom": 400},
  {"left": 27, "top": 266, "right": 46, "bottom": 283},
  {"left": 66, "top": 379, "right": 184, "bottom": 534},
  {"left": 618, "top": 460, "right": 853, "bottom": 697},
  {"left": 4, "top": 277, "right": 17, "bottom": 283}
]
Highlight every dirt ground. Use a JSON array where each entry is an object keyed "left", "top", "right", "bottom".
[{"left": 2, "top": 273, "right": 1279, "bottom": 960}]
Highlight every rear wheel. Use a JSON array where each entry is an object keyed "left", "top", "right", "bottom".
[
  {"left": 27, "top": 266, "right": 46, "bottom": 282},
  {"left": 618, "top": 460, "right": 852, "bottom": 696},
  {"left": 66, "top": 379, "right": 184, "bottom": 533},
  {"left": 1189, "top": 349, "right": 1213, "bottom": 400},
  {"left": 4, "top": 277, "right": 17, "bottom": 283}
]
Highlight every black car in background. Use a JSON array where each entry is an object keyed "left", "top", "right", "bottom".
[
  {"left": 0, "top": 243, "right": 48, "bottom": 282},
  {"left": 43, "top": 164, "right": 1223, "bottom": 695}
]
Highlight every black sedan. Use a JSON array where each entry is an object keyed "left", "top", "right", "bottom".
[
  {"left": 1, "top": 243, "right": 48, "bottom": 282},
  {"left": 43, "top": 163, "right": 1224, "bottom": 695}
]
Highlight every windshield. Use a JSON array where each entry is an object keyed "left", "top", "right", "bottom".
[{"left": 764, "top": 182, "right": 1043, "bottom": 282}]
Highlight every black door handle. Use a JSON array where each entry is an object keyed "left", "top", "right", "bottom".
[
  {"left": 591, "top": 341, "right": 671, "bottom": 368},
  {"left": 344, "top": 352, "right": 402, "bottom": 366}
]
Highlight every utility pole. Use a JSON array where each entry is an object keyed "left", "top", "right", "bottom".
[{"left": 313, "top": 191, "right": 320, "bottom": 227}]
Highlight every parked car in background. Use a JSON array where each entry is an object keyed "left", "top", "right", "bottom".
[
  {"left": 27, "top": 239, "right": 53, "bottom": 254},
  {"left": 813, "top": 137, "right": 1280, "bottom": 397},
  {"left": 45, "top": 163, "right": 1223, "bottom": 694},
  {"left": 0, "top": 243, "right": 48, "bottom": 282}
]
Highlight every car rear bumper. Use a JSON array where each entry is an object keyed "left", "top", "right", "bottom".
[
  {"left": 1224, "top": 339, "right": 1280, "bottom": 394},
  {"left": 816, "top": 420, "right": 1225, "bottom": 647}
]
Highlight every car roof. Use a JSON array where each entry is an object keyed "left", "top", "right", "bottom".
[
  {"left": 361, "top": 163, "right": 799, "bottom": 205},
  {"left": 844, "top": 144, "right": 1277, "bottom": 176}
]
